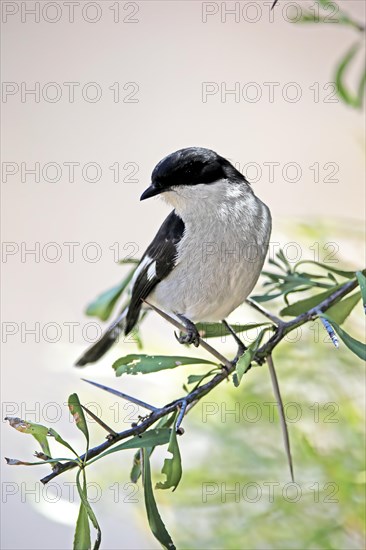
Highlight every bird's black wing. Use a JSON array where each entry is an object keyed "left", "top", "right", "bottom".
[
  {"left": 75, "top": 210, "right": 185, "bottom": 366},
  {"left": 125, "top": 210, "right": 185, "bottom": 333}
]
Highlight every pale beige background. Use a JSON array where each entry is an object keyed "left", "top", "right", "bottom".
[{"left": 1, "top": 1, "right": 365, "bottom": 549}]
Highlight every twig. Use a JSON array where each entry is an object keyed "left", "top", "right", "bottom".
[
  {"left": 255, "top": 278, "right": 358, "bottom": 360},
  {"left": 41, "top": 368, "right": 231, "bottom": 484},
  {"left": 40, "top": 278, "right": 358, "bottom": 485}
]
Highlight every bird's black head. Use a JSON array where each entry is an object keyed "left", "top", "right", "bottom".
[{"left": 140, "top": 147, "right": 247, "bottom": 200}]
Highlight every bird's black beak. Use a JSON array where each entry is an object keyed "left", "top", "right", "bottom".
[{"left": 140, "top": 184, "right": 164, "bottom": 201}]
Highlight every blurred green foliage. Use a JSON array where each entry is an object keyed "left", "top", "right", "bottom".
[{"left": 170, "top": 321, "right": 365, "bottom": 550}]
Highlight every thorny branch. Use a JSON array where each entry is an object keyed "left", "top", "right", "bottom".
[{"left": 40, "top": 278, "right": 358, "bottom": 485}]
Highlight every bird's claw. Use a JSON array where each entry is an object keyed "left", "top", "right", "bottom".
[
  {"left": 174, "top": 315, "right": 201, "bottom": 347},
  {"left": 174, "top": 329, "right": 200, "bottom": 347}
]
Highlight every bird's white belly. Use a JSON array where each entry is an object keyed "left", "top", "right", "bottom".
[{"left": 149, "top": 210, "right": 270, "bottom": 322}]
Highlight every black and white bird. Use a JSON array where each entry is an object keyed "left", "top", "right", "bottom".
[{"left": 76, "top": 147, "right": 271, "bottom": 367}]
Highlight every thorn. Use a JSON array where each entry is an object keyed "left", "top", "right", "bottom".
[
  {"left": 143, "top": 300, "right": 188, "bottom": 334},
  {"left": 245, "top": 298, "right": 282, "bottom": 326},
  {"left": 81, "top": 378, "right": 158, "bottom": 412},
  {"left": 267, "top": 354, "right": 295, "bottom": 482},
  {"left": 222, "top": 319, "right": 247, "bottom": 356},
  {"left": 80, "top": 404, "right": 118, "bottom": 437}
]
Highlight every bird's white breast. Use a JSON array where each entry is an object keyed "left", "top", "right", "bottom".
[{"left": 149, "top": 180, "right": 271, "bottom": 322}]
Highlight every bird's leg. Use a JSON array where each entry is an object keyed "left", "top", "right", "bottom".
[
  {"left": 222, "top": 319, "right": 247, "bottom": 365},
  {"left": 174, "top": 314, "right": 200, "bottom": 347}
]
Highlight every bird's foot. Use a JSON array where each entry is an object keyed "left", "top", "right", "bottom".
[
  {"left": 174, "top": 315, "right": 200, "bottom": 347},
  {"left": 175, "top": 330, "right": 200, "bottom": 347}
]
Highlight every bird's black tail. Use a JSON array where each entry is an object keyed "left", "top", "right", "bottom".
[{"left": 75, "top": 309, "right": 127, "bottom": 367}]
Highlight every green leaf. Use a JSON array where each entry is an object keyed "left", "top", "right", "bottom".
[
  {"left": 87, "top": 429, "right": 171, "bottom": 466},
  {"left": 233, "top": 329, "right": 269, "bottom": 387},
  {"left": 5, "top": 457, "right": 73, "bottom": 466},
  {"left": 196, "top": 321, "right": 269, "bottom": 338},
  {"left": 142, "top": 449, "right": 176, "bottom": 550},
  {"left": 186, "top": 373, "right": 212, "bottom": 385},
  {"left": 32, "top": 434, "right": 51, "bottom": 457},
  {"left": 294, "top": 10, "right": 319, "bottom": 24},
  {"left": 335, "top": 43, "right": 365, "bottom": 108},
  {"left": 85, "top": 267, "right": 136, "bottom": 321},
  {"left": 68, "top": 394, "right": 89, "bottom": 451},
  {"left": 250, "top": 292, "right": 283, "bottom": 303},
  {"left": 233, "top": 349, "right": 255, "bottom": 387},
  {"left": 130, "top": 453, "right": 142, "bottom": 485},
  {"left": 113, "top": 354, "right": 215, "bottom": 376},
  {"left": 258, "top": 267, "right": 344, "bottom": 308},
  {"left": 74, "top": 492, "right": 91, "bottom": 550},
  {"left": 85, "top": 284, "right": 125, "bottom": 321},
  {"left": 76, "top": 469, "right": 101, "bottom": 550},
  {"left": 294, "top": 260, "right": 356, "bottom": 279},
  {"left": 268, "top": 257, "right": 284, "bottom": 271},
  {"left": 325, "top": 292, "right": 361, "bottom": 325},
  {"left": 263, "top": 271, "right": 332, "bottom": 289},
  {"left": 356, "top": 271, "right": 366, "bottom": 313},
  {"left": 280, "top": 285, "right": 342, "bottom": 317},
  {"left": 356, "top": 64, "right": 366, "bottom": 105},
  {"left": 291, "top": 271, "right": 330, "bottom": 281},
  {"left": 291, "top": 0, "right": 365, "bottom": 31},
  {"left": 5, "top": 417, "right": 51, "bottom": 456},
  {"left": 322, "top": 315, "right": 366, "bottom": 361},
  {"left": 276, "top": 249, "right": 292, "bottom": 272},
  {"left": 317, "top": 0, "right": 332, "bottom": 7},
  {"left": 48, "top": 428, "right": 79, "bottom": 457},
  {"left": 156, "top": 418, "right": 182, "bottom": 491},
  {"left": 327, "top": 272, "right": 338, "bottom": 284},
  {"left": 130, "top": 416, "right": 176, "bottom": 483}
]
